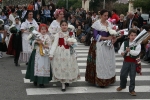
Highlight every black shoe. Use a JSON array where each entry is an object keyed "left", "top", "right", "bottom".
[
  {"left": 15, "top": 62, "right": 20, "bottom": 66},
  {"left": 100, "top": 86, "right": 105, "bottom": 88},
  {"left": 61, "top": 89, "right": 66, "bottom": 92},
  {"left": 26, "top": 62, "right": 28, "bottom": 65},
  {"left": 65, "top": 83, "right": 69, "bottom": 87},
  {"left": 39, "top": 84, "right": 45, "bottom": 88},
  {"left": 33, "top": 82, "right": 37, "bottom": 86}
]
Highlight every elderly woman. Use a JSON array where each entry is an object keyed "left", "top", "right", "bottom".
[
  {"left": 85, "top": 9, "right": 116, "bottom": 87},
  {"left": 20, "top": 11, "right": 38, "bottom": 64}
]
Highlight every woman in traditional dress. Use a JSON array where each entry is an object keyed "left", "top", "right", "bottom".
[
  {"left": 20, "top": 11, "right": 38, "bottom": 64},
  {"left": 25, "top": 24, "right": 52, "bottom": 88},
  {"left": 6, "top": 17, "right": 21, "bottom": 56},
  {"left": 9, "top": 8, "right": 17, "bottom": 25},
  {"left": 49, "top": 20, "right": 80, "bottom": 91},
  {"left": 48, "top": 9, "right": 64, "bottom": 41},
  {"left": 85, "top": 9, "right": 116, "bottom": 87}
]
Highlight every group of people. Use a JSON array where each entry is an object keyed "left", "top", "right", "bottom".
[
  {"left": 0, "top": 2, "right": 150, "bottom": 95},
  {"left": 0, "top": 8, "right": 80, "bottom": 91}
]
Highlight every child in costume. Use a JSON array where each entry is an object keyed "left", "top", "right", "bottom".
[
  {"left": 117, "top": 29, "right": 141, "bottom": 96},
  {"left": 50, "top": 20, "right": 80, "bottom": 92},
  {"left": 0, "top": 20, "right": 7, "bottom": 58},
  {"left": 25, "top": 24, "right": 52, "bottom": 88}
]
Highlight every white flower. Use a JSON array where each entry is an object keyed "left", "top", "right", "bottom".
[
  {"left": 68, "top": 24, "right": 75, "bottom": 32},
  {"left": 107, "top": 27, "right": 118, "bottom": 36},
  {"left": 67, "top": 37, "right": 77, "bottom": 43},
  {"left": 27, "top": 34, "right": 33, "bottom": 40}
]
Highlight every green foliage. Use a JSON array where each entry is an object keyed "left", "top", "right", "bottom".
[
  {"left": 89, "top": 0, "right": 118, "bottom": 12},
  {"left": 10, "top": 27, "right": 18, "bottom": 34},
  {"left": 112, "top": 3, "right": 128, "bottom": 15},
  {"left": 134, "top": 0, "right": 150, "bottom": 12},
  {"left": 56, "top": 0, "right": 82, "bottom": 9}
]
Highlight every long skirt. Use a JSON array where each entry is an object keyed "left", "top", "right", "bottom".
[
  {"left": 19, "top": 33, "right": 32, "bottom": 62},
  {"left": 25, "top": 49, "right": 52, "bottom": 84},
  {"left": 6, "top": 34, "right": 15, "bottom": 55},
  {"left": 85, "top": 40, "right": 116, "bottom": 86},
  {"left": 51, "top": 46, "right": 80, "bottom": 83}
]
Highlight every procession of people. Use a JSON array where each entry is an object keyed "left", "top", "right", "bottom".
[{"left": 0, "top": 0, "right": 150, "bottom": 96}]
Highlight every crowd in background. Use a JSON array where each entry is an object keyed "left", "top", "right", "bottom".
[{"left": 0, "top": 0, "right": 150, "bottom": 63}]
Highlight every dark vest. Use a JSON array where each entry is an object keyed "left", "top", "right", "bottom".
[{"left": 124, "top": 40, "right": 138, "bottom": 58}]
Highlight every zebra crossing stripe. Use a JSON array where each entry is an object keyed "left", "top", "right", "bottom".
[
  {"left": 21, "top": 67, "right": 150, "bottom": 75},
  {"left": 23, "top": 75, "right": 150, "bottom": 83},
  {"left": 26, "top": 86, "right": 150, "bottom": 95},
  {"left": 77, "top": 62, "right": 148, "bottom": 66},
  {"left": 77, "top": 57, "right": 124, "bottom": 61}
]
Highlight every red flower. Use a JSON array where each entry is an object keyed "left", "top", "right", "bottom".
[{"left": 69, "top": 32, "right": 73, "bottom": 36}]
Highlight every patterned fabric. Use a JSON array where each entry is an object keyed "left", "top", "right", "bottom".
[
  {"left": 85, "top": 40, "right": 116, "bottom": 86},
  {"left": 34, "top": 34, "right": 51, "bottom": 77},
  {"left": 51, "top": 31, "right": 80, "bottom": 83}
]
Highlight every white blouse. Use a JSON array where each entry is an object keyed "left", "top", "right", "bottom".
[{"left": 118, "top": 41, "right": 141, "bottom": 56}]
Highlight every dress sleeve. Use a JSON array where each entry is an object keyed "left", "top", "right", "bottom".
[
  {"left": 49, "top": 33, "right": 59, "bottom": 57},
  {"left": 130, "top": 44, "right": 141, "bottom": 56},
  {"left": 46, "top": 35, "right": 51, "bottom": 50},
  {"left": 93, "top": 29, "right": 101, "bottom": 41},
  {"left": 33, "top": 20, "right": 39, "bottom": 30},
  {"left": 118, "top": 42, "right": 125, "bottom": 55},
  {"left": 20, "top": 22, "right": 26, "bottom": 30}
]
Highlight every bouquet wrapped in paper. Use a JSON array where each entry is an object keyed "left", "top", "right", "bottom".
[
  {"left": 124, "top": 29, "right": 150, "bottom": 58},
  {"left": 67, "top": 32, "right": 77, "bottom": 55},
  {"left": 27, "top": 29, "right": 47, "bottom": 56},
  {"left": 102, "top": 27, "right": 118, "bottom": 48}
]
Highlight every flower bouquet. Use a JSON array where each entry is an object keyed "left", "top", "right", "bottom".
[
  {"left": 9, "top": 25, "right": 18, "bottom": 34},
  {"left": 0, "top": 19, "right": 4, "bottom": 26},
  {"left": 102, "top": 27, "right": 118, "bottom": 48},
  {"left": 67, "top": 32, "right": 77, "bottom": 55},
  {"left": 29, "top": 26, "right": 35, "bottom": 32}
]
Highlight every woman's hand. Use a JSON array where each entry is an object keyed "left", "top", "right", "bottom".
[
  {"left": 67, "top": 42, "right": 74, "bottom": 46},
  {"left": 112, "top": 37, "right": 117, "bottom": 44},
  {"left": 36, "top": 40, "right": 43, "bottom": 44},
  {"left": 107, "top": 36, "right": 113, "bottom": 40},
  {"left": 50, "top": 57, "right": 53, "bottom": 60},
  {"left": 43, "top": 45, "right": 49, "bottom": 49}
]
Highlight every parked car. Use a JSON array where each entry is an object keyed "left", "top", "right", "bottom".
[{"left": 141, "top": 14, "right": 150, "bottom": 24}]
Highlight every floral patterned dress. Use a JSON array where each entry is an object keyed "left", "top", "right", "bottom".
[{"left": 50, "top": 31, "right": 80, "bottom": 83}]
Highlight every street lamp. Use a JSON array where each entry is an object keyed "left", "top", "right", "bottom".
[{"left": 103, "top": 0, "right": 105, "bottom": 9}]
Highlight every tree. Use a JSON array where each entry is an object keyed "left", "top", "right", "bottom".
[
  {"left": 56, "top": 0, "right": 82, "bottom": 9},
  {"left": 112, "top": 3, "right": 128, "bottom": 15},
  {"left": 89, "top": 0, "right": 117, "bottom": 12},
  {"left": 134, "top": 0, "right": 150, "bottom": 12}
]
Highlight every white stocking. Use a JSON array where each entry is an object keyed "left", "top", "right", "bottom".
[{"left": 62, "top": 83, "right": 65, "bottom": 89}]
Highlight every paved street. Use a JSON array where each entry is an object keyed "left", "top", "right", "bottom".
[{"left": 0, "top": 42, "right": 150, "bottom": 100}]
